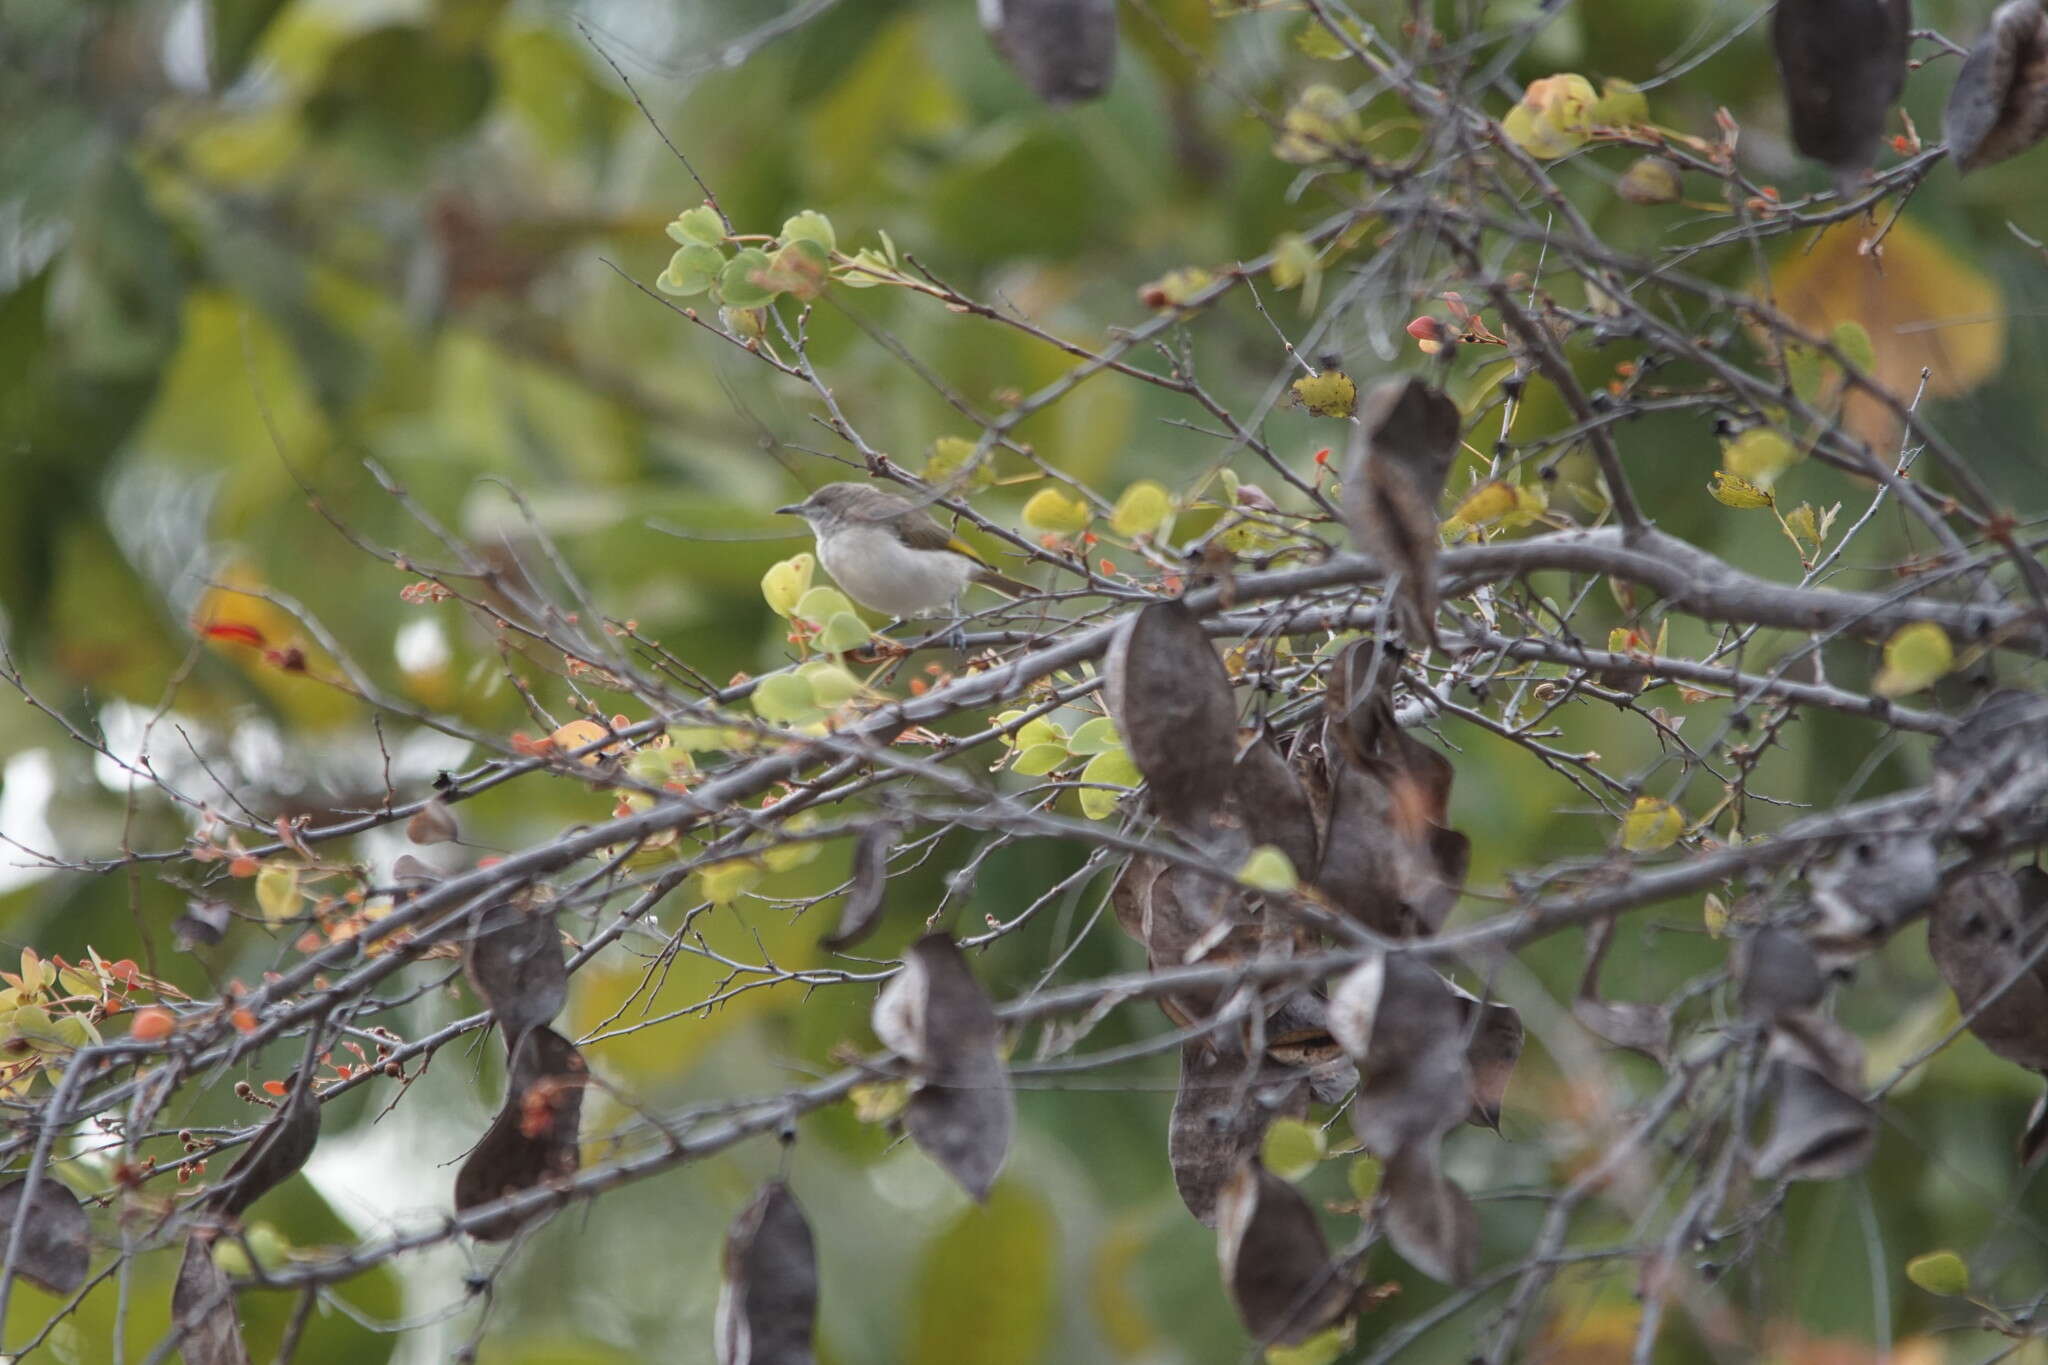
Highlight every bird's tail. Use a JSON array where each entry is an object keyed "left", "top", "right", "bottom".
[{"left": 972, "top": 566, "right": 1034, "bottom": 598}]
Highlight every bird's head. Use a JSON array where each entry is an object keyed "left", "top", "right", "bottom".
[{"left": 776, "top": 482, "right": 892, "bottom": 533}]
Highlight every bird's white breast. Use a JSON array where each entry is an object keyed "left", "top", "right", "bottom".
[{"left": 817, "top": 524, "right": 974, "bottom": 620}]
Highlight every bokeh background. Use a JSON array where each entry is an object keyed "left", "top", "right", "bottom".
[{"left": 5, "top": 0, "right": 2048, "bottom": 1361}]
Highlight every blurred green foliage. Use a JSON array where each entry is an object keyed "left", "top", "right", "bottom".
[{"left": 3, "top": 0, "right": 2047, "bottom": 1361}]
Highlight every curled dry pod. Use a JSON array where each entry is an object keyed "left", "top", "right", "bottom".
[
  {"left": 1736, "top": 924, "right": 1826, "bottom": 1021},
  {"left": 1142, "top": 863, "right": 1260, "bottom": 1028},
  {"left": 1170, "top": 1040, "right": 1310, "bottom": 1228},
  {"left": 1105, "top": 600, "right": 1240, "bottom": 838},
  {"left": 173, "top": 1234, "right": 250, "bottom": 1365},
  {"left": 207, "top": 1075, "right": 320, "bottom": 1219},
  {"left": 1322, "top": 638, "right": 1404, "bottom": 765},
  {"left": 1770, "top": 0, "right": 1911, "bottom": 178},
  {"left": 715, "top": 1179, "right": 818, "bottom": 1365},
  {"left": 454, "top": 1026, "right": 586, "bottom": 1240},
  {"left": 1932, "top": 690, "right": 2048, "bottom": 838},
  {"left": 0, "top": 1176, "right": 90, "bottom": 1295},
  {"left": 1229, "top": 731, "right": 1320, "bottom": 877},
  {"left": 1330, "top": 954, "right": 1471, "bottom": 1155},
  {"left": 1380, "top": 1142, "right": 1479, "bottom": 1286},
  {"left": 1215, "top": 1159, "right": 1357, "bottom": 1346},
  {"left": 1342, "top": 378, "right": 1462, "bottom": 651},
  {"left": 980, "top": 0, "right": 1117, "bottom": 105},
  {"left": 1928, "top": 866, "right": 2048, "bottom": 1074},
  {"left": 1446, "top": 984, "right": 1523, "bottom": 1131},
  {"left": 1945, "top": 0, "right": 2048, "bottom": 172},
  {"left": 871, "top": 935, "right": 1014, "bottom": 1202},
  {"left": 463, "top": 894, "right": 568, "bottom": 1042},
  {"left": 821, "top": 822, "right": 896, "bottom": 950},
  {"left": 1315, "top": 743, "right": 1467, "bottom": 938},
  {"left": 1754, "top": 1012, "right": 1875, "bottom": 1182}
]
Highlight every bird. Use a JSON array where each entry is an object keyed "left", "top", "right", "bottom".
[
  {"left": 776, "top": 483, "right": 1032, "bottom": 635},
  {"left": 1342, "top": 376, "right": 1463, "bottom": 651},
  {"left": 1771, "top": 0, "right": 1912, "bottom": 186}
]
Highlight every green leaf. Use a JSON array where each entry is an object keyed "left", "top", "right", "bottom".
[
  {"left": 779, "top": 210, "right": 836, "bottom": 254},
  {"left": 666, "top": 205, "right": 724, "bottom": 247},
  {"left": 1011, "top": 743, "right": 1069, "bottom": 777},
  {"left": 1078, "top": 748, "right": 1141, "bottom": 819},
  {"left": 765, "top": 238, "right": 831, "bottom": 301},
  {"left": 1012, "top": 716, "right": 1067, "bottom": 750},
  {"left": 1237, "top": 845, "right": 1299, "bottom": 894},
  {"left": 798, "top": 661, "right": 863, "bottom": 709},
  {"left": 1110, "top": 480, "right": 1172, "bottom": 538},
  {"left": 1064, "top": 716, "right": 1120, "bottom": 754},
  {"left": 925, "top": 435, "right": 995, "bottom": 490},
  {"left": 752, "top": 673, "right": 820, "bottom": 723},
  {"left": 1874, "top": 622, "right": 1953, "bottom": 697},
  {"left": 1347, "top": 1155, "right": 1382, "bottom": 1202},
  {"left": 1590, "top": 77, "right": 1648, "bottom": 127},
  {"left": 1832, "top": 320, "right": 1877, "bottom": 374},
  {"left": 1620, "top": 796, "right": 1683, "bottom": 852},
  {"left": 910, "top": 1185, "right": 1055, "bottom": 1365},
  {"left": 656, "top": 244, "right": 725, "bottom": 297},
  {"left": 1260, "top": 1117, "right": 1326, "bottom": 1180},
  {"left": 697, "top": 858, "right": 764, "bottom": 905},
  {"left": 794, "top": 586, "right": 858, "bottom": 625},
  {"left": 815, "top": 611, "right": 871, "bottom": 653},
  {"left": 1274, "top": 84, "right": 1364, "bottom": 163},
  {"left": 1785, "top": 344, "right": 1827, "bottom": 404},
  {"left": 719, "top": 248, "right": 778, "bottom": 308},
  {"left": 1905, "top": 1249, "right": 1969, "bottom": 1296},
  {"left": 1265, "top": 1321, "right": 1356, "bottom": 1365}
]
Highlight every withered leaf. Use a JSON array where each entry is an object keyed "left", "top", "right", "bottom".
[
  {"left": 454, "top": 1026, "right": 586, "bottom": 1240},
  {"left": 871, "top": 935, "right": 1014, "bottom": 1202},
  {"left": 1170, "top": 1040, "right": 1310, "bottom": 1228},
  {"left": 1928, "top": 866, "right": 2048, "bottom": 1074},
  {"left": 391, "top": 853, "right": 445, "bottom": 889},
  {"left": 981, "top": 0, "right": 1117, "bottom": 105},
  {"left": 207, "top": 1077, "right": 320, "bottom": 1219},
  {"left": 715, "top": 1179, "right": 818, "bottom": 1365},
  {"left": 821, "top": 822, "right": 896, "bottom": 950},
  {"left": 464, "top": 895, "right": 568, "bottom": 1042},
  {"left": 172, "top": 1234, "right": 251, "bottom": 1365},
  {"left": 1331, "top": 955, "right": 1471, "bottom": 1155},
  {"left": 406, "top": 797, "right": 459, "bottom": 845},
  {"left": 1105, "top": 600, "right": 1241, "bottom": 838},
  {"left": 1342, "top": 378, "right": 1462, "bottom": 651},
  {"left": 1736, "top": 925, "right": 1826, "bottom": 1021},
  {"left": 1215, "top": 1159, "right": 1356, "bottom": 1346},
  {"left": 1755, "top": 1012, "right": 1875, "bottom": 1182},
  {"left": 1230, "top": 731, "right": 1320, "bottom": 877},
  {"left": 1380, "top": 1142, "right": 1479, "bottom": 1286},
  {"left": 1945, "top": 0, "right": 2048, "bottom": 171},
  {"left": 1771, "top": 0, "right": 1911, "bottom": 176},
  {"left": 1449, "top": 985, "right": 1523, "bottom": 1131},
  {"left": 0, "top": 1176, "right": 89, "bottom": 1295}
]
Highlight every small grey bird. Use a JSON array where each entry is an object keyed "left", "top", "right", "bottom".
[
  {"left": 777, "top": 482, "right": 1033, "bottom": 623},
  {"left": 1342, "top": 377, "right": 1463, "bottom": 651}
]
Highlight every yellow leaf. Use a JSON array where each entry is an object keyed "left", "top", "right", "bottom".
[
  {"left": 1904, "top": 1250, "right": 1969, "bottom": 1296},
  {"left": 1590, "top": 78, "right": 1649, "bottom": 127},
  {"left": 761, "top": 554, "right": 815, "bottom": 618},
  {"left": 697, "top": 858, "right": 764, "bottom": 905},
  {"left": 1291, "top": 370, "right": 1357, "bottom": 418},
  {"left": 549, "top": 719, "right": 613, "bottom": 764},
  {"left": 1266, "top": 1322, "right": 1357, "bottom": 1365},
  {"left": 1110, "top": 481, "right": 1173, "bottom": 538},
  {"left": 1708, "top": 471, "right": 1774, "bottom": 508},
  {"left": 1236, "top": 845, "right": 1299, "bottom": 894},
  {"left": 1502, "top": 74, "right": 1597, "bottom": 159},
  {"left": 1259, "top": 1116, "right": 1326, "bottom": 1180},
  {"left": 1443, "top": 481, "right": 1519, "bottom": 533},
  {"left": 1616, "top": 155, "right": 1682, "bottom": 205},
  {"left": 1765, "top": 218, "right": 2005, "bottom": 445},
  {"left": 1703, "top": 892, "right": 1729, "bottom": 938},
  {"left": 1721, "top": 428, "right": 1799, "bottom": 486},
  {"left": 255, "top": 864, "right": 302, "bottom": 923},
  {"left": 1620, "top": 796, "right": 1683, "bottom": 852},
  {"left": 1874, "top": 622, "right": 1953, "bottom": 697},
  {"left": 1021, "top": 487, "right": 1093, "bottom": 534}
]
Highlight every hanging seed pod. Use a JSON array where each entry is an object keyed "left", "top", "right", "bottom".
[
  {"left": 454, "top": 1027, "right": 587, "bottom": 1240},
  {"left": 980, "top": 0, "right": 1117, "bottom": 105},
  {"left": 1380, "top": 1142, "right": 1479, "bottom": 1286},
  {"left": 1771, "top": 0, "right": 1911, "bottom": 179},
  {"left": 715, "top": 1180, "right": 818, "bottom": 1365},
  {"left": 172, "top": 1234, "right": 250, "bottom": 1365},
  {"left": 1342, "top": 378, "right": 1462, "bottom": 651},
  {"left": 463, "top": 893, "right": 568, "bottom": 1044},
  {"left": 1945, "top": 0, "right": 2048, "bottom": 171},
  {"left": 820, "top": 822, "right": 896, "bottom": 950},
  {"left": 871, "top": 935, "right": 1014, "bottom": 1201},
  {"left": 1105, "top": 600, "right": 1240, "bottom": 839},
  {"left": 1754, "top": 1013, "right": 1876, "bottom": 1181},
  {"left": 206, "top": 1076, "right": 321, "bottom": 1218},
  {"left": 1215, "top": 1159, "right": 1358, "bottom": 1345},
  {"left": 1169, "top": 1039, "right": 1311, "bottom": 1228},
  {"left": 0, "top": 1176, "right": 90, "bottom": 1295}
]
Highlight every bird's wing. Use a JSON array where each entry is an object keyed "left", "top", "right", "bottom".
[{"left": 892, "top": 507, "right": 990, "bottom": 564}]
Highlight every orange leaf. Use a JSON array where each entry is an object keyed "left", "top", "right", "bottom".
[{"left": 131, "top": 1007, "right": 174, "bottom": 1042}]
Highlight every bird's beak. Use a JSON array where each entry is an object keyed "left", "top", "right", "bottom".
[{"left": 774, "top": 503, "right": 803, "bottom": 516}]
